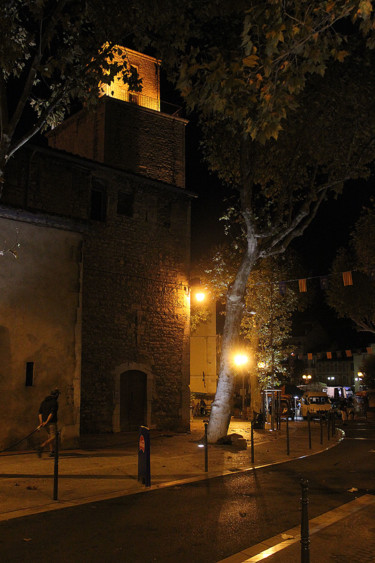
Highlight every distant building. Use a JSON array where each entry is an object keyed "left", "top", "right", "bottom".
[
  {"left": 0, "top": 48, "right": 193, "bottom": 450},
  {"left": 190, "top": 297, "right": 217, "bottom": 396}
]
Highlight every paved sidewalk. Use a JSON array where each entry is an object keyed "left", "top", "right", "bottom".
[{"left": 0, "top": 418, "right": 340, "bottom": 522}]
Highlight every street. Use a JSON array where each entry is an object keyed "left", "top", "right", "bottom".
[{"left": 0, "top": 421, "right": 374, "bottom": 562}]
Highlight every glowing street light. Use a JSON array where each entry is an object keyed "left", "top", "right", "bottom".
[
  {"left": 194, "top": 291, "right": 205, "bottom": 302},
  {"left": 234, "top": 353, "right": 249, "bottom": 367},
  {"left": 302, "top": 374, "right": 312, "bottom": 382}
]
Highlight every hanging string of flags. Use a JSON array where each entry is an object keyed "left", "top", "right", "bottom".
[
  {"left": 278, "top": 270, "right": 355, "bottom": 295},
  {"left": 293, "top": 347, "right": 373, "bottom": 362}
]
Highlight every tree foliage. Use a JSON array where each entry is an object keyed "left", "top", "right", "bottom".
[
  {"left": 0, "top": 0, "right": 140, "bottom": 190},
  {"left": 327, "top": 203, "right": 375, "bottom": 333},
  {"left": 360, "top": 354, "right": 375, "bottom": 388},
  {"left": 198, "top": 245, "right": 308, "bottom": 387}
]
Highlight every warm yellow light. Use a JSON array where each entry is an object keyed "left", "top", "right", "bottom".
[
  {"left": 234, "top": 353, "right": 249, "bottom": 367},
  {"left": 358, "top": 371, "right": 364, "bottom": 378},
  {"left": 258, "top": 361, "right": 266, "bottom": 369},
  {"left": 302, "top": 374, "right": 312, "bottom": 380},
  {"left": 195, "top": 292, "right": 205, "bottom": 302}
]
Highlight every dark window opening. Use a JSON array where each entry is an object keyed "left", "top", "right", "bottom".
[
  {"left": 117, "top": 191, "right": 134, "bottom": 217},
  {"left": 25, "top": 362, "right": 34, "bottom": 386},
  {"left": 90, "top": 181, "right": 107, "bottom": 221}
]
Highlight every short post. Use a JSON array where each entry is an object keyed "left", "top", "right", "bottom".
[
  {"left": 320, "top": 414, "right": 323, "bottom": 445},
  {"left": 332, "top": 411, "right": 336, "bottom": 436},
  {"left": 250, "top": 420, "right": 255, "bottom": 464},
  {"left": 327, "top": 411, "right": 331, "bottom": 441},
  {"left": 138, "top": 426, "right": 151, "bottom": 487},
  {"left": 204, "top": 420, "right": 209, "bottom": 472},
  {"left": 286, "top": 415, "right": 290, "bottom": 455},
  {"left": 307, "top": 412, "right": 312, "bottom": 450},
  {"left": 53, "top": 430, "right": 59, "bottom": 501},
  {"left": 300, "top": 479, "right": 310, "bottom": 563}
]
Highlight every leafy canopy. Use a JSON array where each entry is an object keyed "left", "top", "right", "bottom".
[{"left": 0, "top": 0, "right": 140, "bottom": 180}]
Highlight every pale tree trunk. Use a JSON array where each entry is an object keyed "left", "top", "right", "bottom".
[{"left": 207, "top": 223, "right": 258, "bottom": 442}]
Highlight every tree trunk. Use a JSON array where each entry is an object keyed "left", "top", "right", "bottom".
[{"left": 207, "top": 226, "right": 258, "bottom": 443}]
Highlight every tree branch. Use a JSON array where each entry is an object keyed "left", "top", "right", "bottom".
[{"left": 7, "top": 0, "right": 70, "bottom": 137}]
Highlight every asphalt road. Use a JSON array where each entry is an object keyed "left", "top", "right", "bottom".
[{"left": 0, "top": 421, "right": 374, "bottom": 563}]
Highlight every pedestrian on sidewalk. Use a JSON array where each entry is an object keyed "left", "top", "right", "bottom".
[
  {"left": 36, "top": 388, "right": 60, "bottom": 458},
  {"left": 340, "top": 397, "right": 348, "bottom": 425}
]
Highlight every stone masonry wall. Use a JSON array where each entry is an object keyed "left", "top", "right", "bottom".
[{"left": 47, "top": 98, "right": 187, "bottom": 189}]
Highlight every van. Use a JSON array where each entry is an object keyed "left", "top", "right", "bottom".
[{"left": 300, "top": 391, "right": 332, "bottom": 419}]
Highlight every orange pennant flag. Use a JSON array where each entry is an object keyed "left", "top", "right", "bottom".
[
  {"left": 299, "top": 279, "right": 307, "bottom": 293},
  {"left": 327, "top": 351, "right": 332, "bottom": 359},
  {"left": 307, "top": 353, "right": 313, "bottom": 360},
  {"left": 343, "top": 271, "right": 353, "bottom": 286},
  {"left": 345, "top": 350, "right": 352, "bottom": 358}
]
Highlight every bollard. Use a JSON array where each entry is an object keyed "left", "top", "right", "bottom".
[
  {"left": 286, "top": 415, "right": 290, "bottom": 456},
  {"left": 138, "top": 426, "right": 151, "bottom": 487},
  {"left": 53, "top": 430, "right": 59, "bottom": 501},
  {"left": 204, "top": 420, "right": 209, "bottom": 472},
  {"left": 327, "top": 411, "right": 331, "bottom": 441},
  {"left": 332, "top": 412, "right": 335, "bottom": 436},
  {"left": 300, "top": 479, "right": 310, "bottom": 563},
  {"left": 250, "top": 420, "right": 255, "bottom": 464},
  {"left": 307, "top": 412, "right": 312, "bottom": 449},
  {"left": 320, "top": 414, "right": 323, "bottom": 445}
]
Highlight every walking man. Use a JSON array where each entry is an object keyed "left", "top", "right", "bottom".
[{"left": 36, "top": 388, "right": 60, "bottom": 457}]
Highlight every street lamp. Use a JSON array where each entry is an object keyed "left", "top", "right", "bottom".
[
  {"left": 302, "top": 374, "right": 312, "bottom": 383},
  {"left": 194, "top": 291, "right": 205, "bottom": 302}
]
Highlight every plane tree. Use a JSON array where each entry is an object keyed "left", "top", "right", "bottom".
[{"left": 135, "top": 1, "right": 375, "bottom": 441}]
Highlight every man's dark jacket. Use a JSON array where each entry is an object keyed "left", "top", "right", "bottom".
[{"left": 39, "top": 395, "right": 58, "bottom": 423}]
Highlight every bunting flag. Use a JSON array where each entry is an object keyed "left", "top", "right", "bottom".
[
  {"left": 298, "top": 278, "right": 307, "bottom": 293},
  {"left": 343, "top": 271, "right": 353, "bottom": 286},
  {"left": 320, "top": 276, "right": 328, "bottom": 290},
  {"left": 279, "top": 281, "right": 286, "bottom": 296},
  {"left": 294, "top": 347, "right": 372, "bottom": 362}
]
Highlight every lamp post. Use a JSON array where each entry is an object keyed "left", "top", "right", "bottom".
[
  {"left": 355, "top": 371, "right": 364, "bottom": 392},
  {"left": 234, "top": 353, "right": 249, "bottom": 419},
  {"left": 302, "top": 374, "right": 312, "bottom": 384}
]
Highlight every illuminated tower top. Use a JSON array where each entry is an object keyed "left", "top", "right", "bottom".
[{"left": 100, "top": 47, "right": 161, "bottom": 112}]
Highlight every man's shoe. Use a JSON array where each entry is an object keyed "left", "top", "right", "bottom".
[{"left": 36, "top": 447, "right": 43, "bottom": 458}]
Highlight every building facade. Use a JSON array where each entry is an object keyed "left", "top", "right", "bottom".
[{"left": 0, "top": 49, "right": 192, "bottom": 450}]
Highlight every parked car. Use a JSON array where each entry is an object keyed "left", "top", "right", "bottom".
[{"left": 300, "top": 391, "right": 333, "bottom": 419}]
